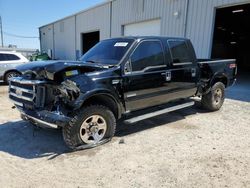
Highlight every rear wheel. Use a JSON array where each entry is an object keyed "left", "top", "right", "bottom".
[
  {"left": 4, "top": 71, "right": 21, "bottom": 83},
  {"left": 201, "top": 82, "right": 225, "bottom": 111},
  {"left": 62, "top": 105, "right": 116, "bottom": 150}
]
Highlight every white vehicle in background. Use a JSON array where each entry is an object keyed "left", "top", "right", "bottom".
[{"left": 0, "top": 51, "right": 29, "bottom": 83}]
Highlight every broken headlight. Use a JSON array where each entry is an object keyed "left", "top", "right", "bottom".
[{"left": 57, "top": 80, "right": 80, "bottom": 102}]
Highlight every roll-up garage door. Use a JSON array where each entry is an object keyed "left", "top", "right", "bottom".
[{"left": 124, "top": 19, "right": 161, "bottom": 36}]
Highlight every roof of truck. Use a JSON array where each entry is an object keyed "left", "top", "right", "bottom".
[{"left": 104, "top": 36, "right": 189, "bottom": 41}]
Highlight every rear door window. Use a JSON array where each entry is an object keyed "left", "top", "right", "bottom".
[
  {"left": 130, "top": 40, "right": 165, "bottom": 72},
  {"left": 0, "top": 53, "right": 20, "bottom": 61},
  {"left": 168, "top": 40, "right": 192, "bottom": 65},
  {"left": 6, "top": 54, "right": 20, "bottom": 60}
]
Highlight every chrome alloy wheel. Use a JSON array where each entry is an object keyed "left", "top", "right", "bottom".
[
  {"left": 80, "top": 115, "right": 107, "bottom": 144},
  {"left": 6, "top": 72, "right": 20, "bottom": 83},
  {"left": 214, "top": 88, "right": 222, "bottom": 105}
]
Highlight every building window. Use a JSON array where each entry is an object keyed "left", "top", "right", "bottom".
[
  {"left": 60, "top": 22, "right": 64, "bottom": 33},
  {"left": 133, "top": 0, "right": 145, "bottom": 13}
]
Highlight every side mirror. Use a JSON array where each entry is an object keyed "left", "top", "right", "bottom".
[{"left": 124, "top": 60, "right": 132, "bottom": 74}]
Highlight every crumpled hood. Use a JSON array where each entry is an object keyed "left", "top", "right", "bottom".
[{"left": 16, "top": 60, "right": 104, "bottom": 80}]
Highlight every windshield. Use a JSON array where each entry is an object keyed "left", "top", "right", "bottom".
[{"left": 80, "top": 39, "right": 134, "bottom": 65}]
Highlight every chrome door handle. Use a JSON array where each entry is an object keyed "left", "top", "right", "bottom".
[
  {"left": 162, "top": 71, "right": 171, "bottom": 81},
  {"left": 191, "top": 68, "right": 196, "bottom": 77}
]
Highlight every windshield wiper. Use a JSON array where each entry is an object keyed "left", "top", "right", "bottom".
[
  {"left": 101, "top": 64, "right": 115, "bottom": 68},
  {"left": 84, "top": 60, "right": 116, "bottom": 68}
]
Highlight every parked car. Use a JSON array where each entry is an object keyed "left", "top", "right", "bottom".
[
  {"left": 0, "top": 51, "right": 29, "bottom": 83},
  {"left": 9, "top": 37, "right": 237, "bottom": 150}
]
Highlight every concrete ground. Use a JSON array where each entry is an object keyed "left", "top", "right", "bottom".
[{"left": 0, "top": 76, "right": 249, "bottom": 188}]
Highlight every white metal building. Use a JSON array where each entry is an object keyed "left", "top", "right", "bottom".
[{"left": 39, "top": 0, "right": 250, "bottom": 70}]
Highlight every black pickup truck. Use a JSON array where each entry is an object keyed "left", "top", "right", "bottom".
[{"left": 9, "top": 37, "right": 237, "bottom": 149}]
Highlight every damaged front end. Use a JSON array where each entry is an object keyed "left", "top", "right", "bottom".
[{"left": 9, "top": 70, "right": 91, "bottom": 129}]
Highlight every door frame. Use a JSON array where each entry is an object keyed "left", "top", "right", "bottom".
[
  {"left": 80, "top": 30, "right": 100, "bottom": 55},
  {"left": 122, "top": 39, "right": 168, "bottom": 111},
  {"left": 209, "top": 2, "right": 250, "bottom": 58},
  {"left": 123, "top": 39, "right": 166, "bottom": 75}
]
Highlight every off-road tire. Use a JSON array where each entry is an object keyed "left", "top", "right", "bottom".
[
  {"left": 201, "top": 82, "right": 225, "bottom": 111},
  {"left": 62, "top": 105, "right": 116, "bottom": 150}
]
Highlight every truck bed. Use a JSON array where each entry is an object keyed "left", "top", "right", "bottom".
[
  {"left": 198, "top": 58, "right": 235, "bottom": 64},
  {"left": 197, "top": 59, "right": 237, "bottom": 88}
]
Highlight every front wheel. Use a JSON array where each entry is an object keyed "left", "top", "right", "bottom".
[
  {"left": 62, "top": 105, "right": 116, "bottom": 150},
  {"left": 201, "top": 82, "right": 225, "bottom": 111}
]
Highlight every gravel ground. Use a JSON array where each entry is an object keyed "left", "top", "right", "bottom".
[{"left": 0, "top": 78, "right": 249, "bottom": 188}]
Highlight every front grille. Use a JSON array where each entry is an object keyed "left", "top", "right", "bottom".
[{"left": 9, "top": 77, "right": 46, "bottom": 109}]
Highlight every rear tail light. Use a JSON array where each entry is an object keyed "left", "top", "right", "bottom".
[
  {"left": 229, "top": 63, "right": 236, "bottom": 69},
  {"left": 229, "top": 63, "right": 237, "bottom": 76}
]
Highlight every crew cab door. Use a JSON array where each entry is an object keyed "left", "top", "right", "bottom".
[
  {"left": 165, "top": 39, "right": 198, "bottom": 98},
  {"left": 122, "top": 40, "right": 169, "bottom": 112}
]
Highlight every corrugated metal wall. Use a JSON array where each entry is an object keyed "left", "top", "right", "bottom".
[
  {"left": 40, "top": 25, "right": 54, "bottom": 57},
  {"left": 54, "top": 16, "right": 75, "bottom": 60},
  {"left": 40, "top": 0, "right": 250, "bottom": 60},
  {"left": 111, "top": 0, "right": 187, "bottom": 37},
  {"left": 76, "top": 3, "right": 111, "bottom": 56},
  {"left": 111, "top": 0, "right": 250, "bottom": 58},
  {"left": 40, "top": 2, "right": 111, "bottom": 60}
]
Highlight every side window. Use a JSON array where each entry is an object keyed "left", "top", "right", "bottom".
[
  {"left": 131, "top": 41, "right": 164, "bottom": 72},
  {"left": 6, "top": 54, "right": 20, "bottom": 60},
  {"left": 0, "top": 54, "right": 7, "bottom": 61},
  {"left": 168, "top": 40, "right": 192, "bottom": 64}
]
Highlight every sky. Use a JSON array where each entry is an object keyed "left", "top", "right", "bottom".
[{"left": 0, "top": 0, "right": 104, "bottom": 49}]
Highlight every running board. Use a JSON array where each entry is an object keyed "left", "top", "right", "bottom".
[{"left": 124, "top": 101, "right": 195, "bottom": 124}]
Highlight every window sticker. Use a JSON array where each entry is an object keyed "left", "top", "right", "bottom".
[{"left": 114, "top": 42, "right": 128, "bottom": 47}]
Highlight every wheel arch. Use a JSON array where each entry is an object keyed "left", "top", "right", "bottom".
[
  {"left": 210, "top": 73, "right": 229, "bottom": 88},
  {"left": 81, "top": 92, "right": 123, "bottom": 119},
  {"left": 3, "top": 69, "right": 21, "bottom": 82}
]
